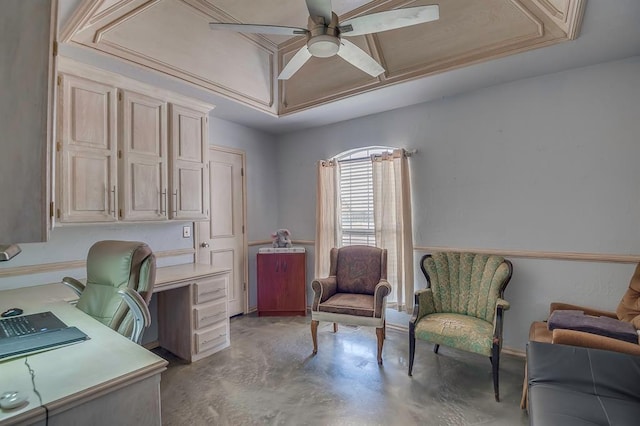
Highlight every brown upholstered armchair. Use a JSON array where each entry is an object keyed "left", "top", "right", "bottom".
[
  {"left": 522, "top": 262, "right": 640, "bottom": 409},
  {"left": 310, "top": 245, "right": 391, "bottom": 364}
]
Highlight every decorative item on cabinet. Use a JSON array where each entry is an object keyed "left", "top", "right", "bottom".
[{"left": 257, "top": 247, "right": 306, "bottom": 316}]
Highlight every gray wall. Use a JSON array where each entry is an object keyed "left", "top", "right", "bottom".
[{"left": 276, "top": 56, "right": 640, "bottom": 351}]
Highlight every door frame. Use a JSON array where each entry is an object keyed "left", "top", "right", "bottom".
[{"left": 195, "top": 145, "right": 248, "bottom": 315}]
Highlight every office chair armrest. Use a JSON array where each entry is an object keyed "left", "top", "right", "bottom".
[
  {"left": 118, "top": 288, "right": 151, "bottom": 344},
  {"left": 549, "top": 302, "right": 618, "bottom": 319},
  {"left": 61, "top": 277, "right": 86, "bottom": 297},
  {"left": 552, "top": 329, "right": 640, "bottom": 356}
]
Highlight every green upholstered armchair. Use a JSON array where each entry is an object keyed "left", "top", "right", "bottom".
[
  {"left": 62, "top": 240, "right": 156, "bottom": 344},
  {"left": 409, "top": 252, "right": 513, "bottom": 401},
  {"left": 311, "top": 245, "right": 391, "bottom": 364}
]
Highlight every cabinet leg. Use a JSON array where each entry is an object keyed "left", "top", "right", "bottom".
[{"left": 311, "top": 320, "right": 319, "bottom": 355}]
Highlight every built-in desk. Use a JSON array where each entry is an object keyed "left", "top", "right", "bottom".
[
  {"left": 0, "top": 263, "right": 231, "bottom": 425},
  {"left": 154, "top": 264, "right": 231, "bottom": 362},
  {"left": 0, "top": 284, "right": 167, "bottom": 426}
]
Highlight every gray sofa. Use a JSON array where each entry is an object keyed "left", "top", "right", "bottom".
[{"left": 527, "top": 341, "right": 640, "bottom": 425}]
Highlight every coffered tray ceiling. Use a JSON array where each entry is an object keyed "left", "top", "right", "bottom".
[{"left": 62, "top": 0, "right": 585, "bottom": 117}]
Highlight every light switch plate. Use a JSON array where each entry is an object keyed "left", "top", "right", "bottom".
[{"left": 182, "top": 226, "right": 191, "bottom": 238}]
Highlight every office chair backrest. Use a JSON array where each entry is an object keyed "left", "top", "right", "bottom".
[{"left": 75, "top": 240, "right": 156, "bottom": 336}]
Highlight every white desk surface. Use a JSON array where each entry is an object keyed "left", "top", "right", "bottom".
[
  {"left": 154, "top": 263, "right": 230, "bottom": 290},
  {"left": 0, "top": 283, "right": 167, "bottom": 425}
]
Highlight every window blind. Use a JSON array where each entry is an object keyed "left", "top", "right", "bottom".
[{"left": 339, "top": 157, "right": 375, "bottom": 246}]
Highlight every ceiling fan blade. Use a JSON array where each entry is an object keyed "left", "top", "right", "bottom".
[
  {"left": 305, "top": 0, "right": 333, "bottom": 24},
  {"left": 209, "top": 23, "right": 308, "bottom": 36},
  {"left": 339, "top": 5, "right": 439, "bottom": 37},
  {"left": 337, "top": 39, "right": 384, "bottom": 77},
  {"left": 278, "top": 46, "right": 313, "bottom": 80}
]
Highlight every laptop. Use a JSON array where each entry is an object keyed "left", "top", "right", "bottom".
[{"left": 0, "top": 311, "right": 89, "bottom": 360}]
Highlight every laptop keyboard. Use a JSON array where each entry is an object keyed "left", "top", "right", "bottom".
[{"left": 0, "top": 316, "right": 37, "bottom": 337}]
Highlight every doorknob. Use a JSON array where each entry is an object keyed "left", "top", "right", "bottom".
[{"left": 201, "top": 242, "right": 210, "bottom": 248}]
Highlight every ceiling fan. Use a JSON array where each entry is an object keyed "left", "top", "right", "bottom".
[{"left": 209, "top": 0, "right": 439, "bottom": 80}]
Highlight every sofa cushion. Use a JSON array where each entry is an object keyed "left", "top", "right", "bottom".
[
  {"left": 548, "top": 309, "right": 639, "bottom": 344},
  {"left": 527, "top": 341, "right": 640, "bottom": 426}
]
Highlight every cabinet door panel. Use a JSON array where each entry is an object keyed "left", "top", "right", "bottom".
[
  {"left": 58, "top": 75, "right": 117, "bottom": 223},
  {"left": 170, "top": 104, "right": 208, "bottom": 220},
  {"left": 257, "top": 253, "right": 306, "bottom": 316},
  {"left": 120, "top": 90, "right": 167, "bottom": 221}
]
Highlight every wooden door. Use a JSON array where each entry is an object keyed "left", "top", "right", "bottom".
[
  {"left": 57, "top": 74, "right": 117, "bottom": 223},
  {"left": 169, "top": 104, "right": 208, "bottom": 220},
  {"left": 197, "top": 147, "right": 246, "bottom": 317},
  {"left": 119, "top": 90, "right": 167, "bottom": 221}
]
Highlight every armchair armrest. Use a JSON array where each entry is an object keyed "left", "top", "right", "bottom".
[
  {"left": 61, "top": 276, "right": 86, "bottom": 298},
  {"left": 552, "top": 328, "right": 640, "bottom": 356},
  {"left": 373, "top": 280, "right": 392, "bottom": 318},
  {"left": 410, "top": 288, "right": 436, "bottom": 325},
  {"left": 497, "top": 298, "right": 510, "bottom": 311},
  {"left": 550, "top": 302, "right": 617, "bottom": 319},
  {"left": 311, "top": 276, "right": 337, "bottom": 311}
]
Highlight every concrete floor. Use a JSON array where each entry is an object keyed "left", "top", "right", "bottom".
[{"left": 158, "top": 314, "right": 529, "bottom": 426}]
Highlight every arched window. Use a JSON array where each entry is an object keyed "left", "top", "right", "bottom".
[{"left": 335, "top": 146, "right": 395, "bottom": 246}]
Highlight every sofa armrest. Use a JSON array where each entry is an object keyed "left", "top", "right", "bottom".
[
  {"left": 552, "top": 328, "right": 640, "bottom": 356},
  {"left": 311, "top": 277, "right": 337, "bottom": 311},
  {"left": 550, "top": 302, "right": 618, "bottom": 319}
]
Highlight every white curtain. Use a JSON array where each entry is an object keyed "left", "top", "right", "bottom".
[
  {"left": 372, "top": 149, "right": 414, "bottom": 311},
  {"left": 314, "top": 160, "right": 341, "bottom": 278}
]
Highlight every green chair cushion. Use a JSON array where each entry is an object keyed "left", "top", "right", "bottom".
[{"left": 414, "top": 312, "right": 494, "bottom": 356}]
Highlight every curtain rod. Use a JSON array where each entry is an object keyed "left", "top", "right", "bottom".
[{"left": 337, "top": 149, "right": 416, "bottom": 164}]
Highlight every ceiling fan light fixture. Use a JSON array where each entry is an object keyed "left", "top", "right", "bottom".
[{"left": 307, "top": 35, "right": 340, "bottom": 58}]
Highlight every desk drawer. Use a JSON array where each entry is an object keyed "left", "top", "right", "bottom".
[
  {"left": 194, "top": 299, "right": 227, "bottom": 329},
  {"left": 195, "top": 323, "right": 227, "bottom": 354},
  {"left": 194, "top": 276, "right": 227, "bottom": 304}
]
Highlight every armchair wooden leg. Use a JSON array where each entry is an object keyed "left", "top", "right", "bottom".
[
  {"left": 311, "top": 320, "right": 319, "bottom": 355},
  {"left": 376, "top": 327, "right": 384, "bottom": 365},
  {"left": 408, "top": 327, "right": 415, "bottom": 376},
  {"left": 433, "top": 344, "right": 440, "bottom": 354},
  {"left": 333, "top": 323, "right": 338, "bottom": 333},
  {"left": 491, "top": 342, "right": 500, "bottom": 402}
]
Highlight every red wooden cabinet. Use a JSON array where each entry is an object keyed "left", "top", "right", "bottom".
[{"left": 257, "top": 251, "right": 306, "bottom": 316}]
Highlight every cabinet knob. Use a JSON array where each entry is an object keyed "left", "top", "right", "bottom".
[{"left": 201, "top": 242, "right": 210, "bottom": 248}]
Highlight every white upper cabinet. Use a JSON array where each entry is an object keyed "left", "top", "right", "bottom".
[
  {"left": 169, "top": 104, "right": 209, "bottom": 221},
  {"left": 119, "top": 90, "right": 168, "bottom": 221},
  {"left": 55, "top": 60, "right": 213, "bottom": 224},
  {"left": 57, "top": 75, "right": 118, "bottom": 223}
]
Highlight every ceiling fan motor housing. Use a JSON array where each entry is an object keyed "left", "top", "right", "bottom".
[{"left": 307, "top": 35, "right": 340, "bottom": 57}]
